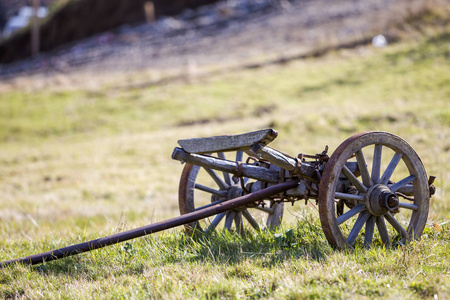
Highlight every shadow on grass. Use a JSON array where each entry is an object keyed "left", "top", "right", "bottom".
[
  {"left": 11, "top": 217, "right": 448, "bottom": 288},
  {"left": 152, "top": 215, "right": 333, "bottom": 268},
  {"left": 24, "top": 216, "right": 332, "bottom": 277}
]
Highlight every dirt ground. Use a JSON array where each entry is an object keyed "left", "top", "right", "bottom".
[{"left": 0, "top": 0, "right": 434, "bottom": 90}]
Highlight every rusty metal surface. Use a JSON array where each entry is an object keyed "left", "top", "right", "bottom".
[
  {"left": 0, "top": 179, "right": 299, "bottom": 268},
  {"left": 249, "top": 144, "right": 319, "bottom": 182}
]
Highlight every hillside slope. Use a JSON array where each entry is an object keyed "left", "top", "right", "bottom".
[{"left": 1, "top": 0, "right": 447, "bottom": 86}]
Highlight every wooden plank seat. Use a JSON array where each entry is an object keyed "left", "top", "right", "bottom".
[{"left": 177, "top": 129, "right": 278, "bottom": 154}]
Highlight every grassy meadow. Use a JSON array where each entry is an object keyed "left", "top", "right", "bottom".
[{"left": 0, "top": 22, "right": 450, "bottom": 299}]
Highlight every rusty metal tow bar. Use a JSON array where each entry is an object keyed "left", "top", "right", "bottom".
[
  {"left": 0, "top": 129, "right": 435, "bottom": 267},
  {"left": 0, "top": 180, "right": 298, "bottom": 268}
]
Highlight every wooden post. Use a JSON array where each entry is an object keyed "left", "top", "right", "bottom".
[
  {"left": 31, "top": 0, "right": 40, "bottom": 57},
  {"left": 144, "top": 1, "right": 155, "bottom": 24}
]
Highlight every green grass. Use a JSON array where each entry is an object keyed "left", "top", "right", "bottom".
[
  {"left": 0, "top": 219, "right": 448, "bottom": 299},
  {"left": 0, "top": 27, "right": 449, "bottom": 299}
]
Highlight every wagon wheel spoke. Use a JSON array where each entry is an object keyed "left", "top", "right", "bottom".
[
  {"left": 255, "top": 205, "right": 274, "bottom": 214},
  {"left": 194, "top": 199, "right": 228, "bottom": 211},
  {"left": 334, "top": 192, "right": 365, "bottom": 203},
  {"left": 217, "top": 152, "right": 232, "bottom": 186},
  {"left": 347, "top": 211, "right": 371, "bottom": 246},
  {"left": 204, "top": 168, "right": 228, "bottom": 190},
  {"left": 389, "top": 175, "right": 416, "bottom": 192},
  {"left": 224, "top": 211, "right": 236, "bottom": 231},
  {"left": 398, "top": 202, "right": 419, "bottom": 211},
  {"left": 337, "top": 204, "right": 366, "bottom": 225},
  {"left": 234, "top": 212, "right": 244, "bottom": 235},
  {"left": 364, "top": 216, "right": 375, "bottom": 249},
  {"left": 342, "top": 165, "right": 367, "bottom": 193},
  {"left": 380, "top": 152, "right": 403, "bottom": 184},
  {"left": 371, "top": 144, "right": 383, "bottom": 184},
  {"left": 236, "top": 150, "right": 243, "bottom": 164},
  {"left": 206, "top": 212, "right": 226, "bottom": 233},
  {"left": 242, "top": 209, "right": 261, "bottom": 230},
  {"left": 376, "top": 216, "right": 390, "bottom": 246},
  {"left": 194, "top": 183, "right": 227, "bottom": 197},
  {"left": 355, "top": 150, "right": 373, "bottom": 187},
  {"left": 384, "top": 213, "right": 407, "bottom": 239}
]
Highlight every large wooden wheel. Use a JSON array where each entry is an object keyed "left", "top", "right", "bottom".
[
  {"left": 319, "top": 131, "right": 430, "bottom": 249},
  {"left": 179, "top": 150, "right": 284, "bottom": 234}
]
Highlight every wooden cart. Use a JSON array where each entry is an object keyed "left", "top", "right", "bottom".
[
  {"left": 0, "top": 129, "right": 435, "bottom": 267},
  {"left": 172, "top": 129, "right": 434, "bottom": 249}
]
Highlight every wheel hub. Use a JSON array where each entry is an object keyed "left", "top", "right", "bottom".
[
  {"left": 227, "top": 186, "right": 243, "bottom": 199},
  {"left": 365, "top": 184, "right": 399, "bottom": 216},
  {"left": 211, "top": 185, "right": 243, "bottom": 202},
  {"left": 225, "top": 186, "right": 247, "bottom": 211}
]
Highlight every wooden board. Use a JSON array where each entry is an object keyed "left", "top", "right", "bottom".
[
  {"left": 178, "top": 129, "right": 278, "bottom": 154},
  {"left": 172, "top": 148, "right": 280, "bottom": 183}
]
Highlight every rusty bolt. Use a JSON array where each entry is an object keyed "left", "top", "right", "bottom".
[{"left": 387, "top": 195, "right": 399, "bottom": 208}]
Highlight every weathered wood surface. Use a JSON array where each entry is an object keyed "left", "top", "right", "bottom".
[
  {"left": 178, "top": 129, "right": 278, "bottom": 154},
  {"left": 250, "top": 143, "right": 318, "bottom": 182},
  {"left": 172, "top": 148, "right": 279, "bottom": 183}
]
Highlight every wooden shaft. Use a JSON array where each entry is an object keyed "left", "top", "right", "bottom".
[{"left": 172, "top": 148, "right": 280, "bottom": 183}]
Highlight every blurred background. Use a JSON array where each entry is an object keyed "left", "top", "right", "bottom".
[{"left": 0, "top": 0, "right": 446, "bottom": 82}]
